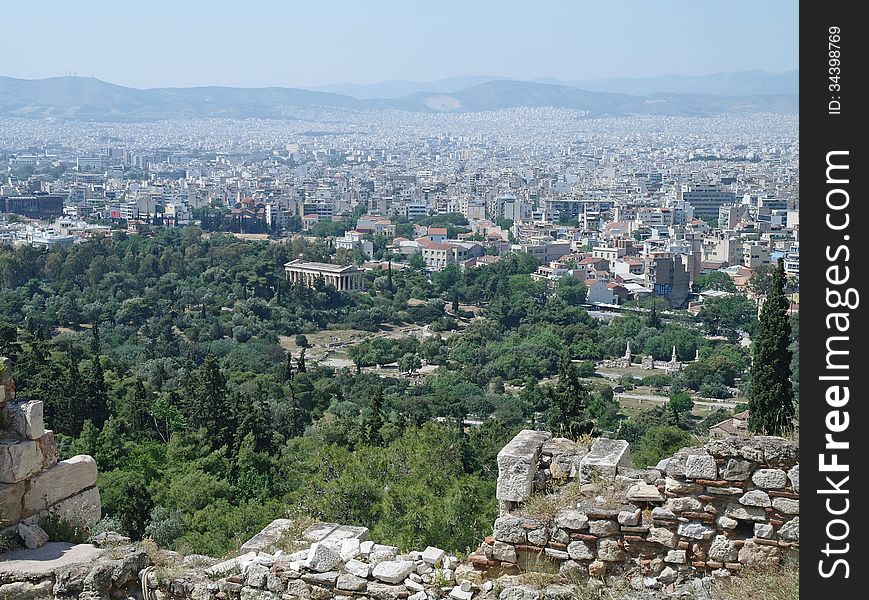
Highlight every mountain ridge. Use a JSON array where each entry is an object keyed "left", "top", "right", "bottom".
[{"left": 0, "top": 75, "right": 798, "bottom": 121}]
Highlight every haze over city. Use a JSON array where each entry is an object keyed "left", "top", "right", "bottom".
[{"left": 2, "top": 0, "right": 798, "bottom": 89}]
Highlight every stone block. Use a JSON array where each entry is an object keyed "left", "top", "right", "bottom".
[
  {"left": 647, "top": 527, "right": 678, "bottom": 548},
  {"left": 9, "top": 400, "right": 45, "bottom": 440},
  {"left": 17, "top": 522, "right": 49, "bottom": 549},
  {"left": 494, "top": 515, "right": 527, "bottom": 543},
  {"left": 567, "top": 540, "right": 595, "bottom": 560},
  {"left": 22, "top": 455, "right": 97, "bottom": 516},
  {"left": 0, "top": 440, "right": 43, "bottom": 484},
  {"left": 496, "top": 429, "right": 552, "bottom": 503},
  {"left": 778, "top": 517, "right": 799, "bottom": 541},
  {"left": 724, "top": 503, "right": 767, "bottom": 522},
  {"left": 738, "top": 490, "right": 771, "bottom": 507},
  {"left": 596, "top": 538, "right": 625, "bottom": 562},
  {"left": 721, "top": 459, "right": 752, "bottom": 481},
  {"left": 787, "top": 464, "right": 799, "bottom": 493},
  {"left": 676, "top": 522, "right": 715, "bottom": 540},
  {"left": 685, "top": 454, "right": 717, "bottom": 480},
  {"left": 553, "top": 510, "right": 588, "bottom": 531},
  {"left": 579, "top": 438, "right": 630, "bottom": 484},
  {"left": 751, "top": 469, "right": 787, "bottom": 489},
  {"left": 0, "top": 481, "right": 24, "bottom": 526},
  {"left": 772, "top": 497, "right": 799, "bottom": 514},
  {"left": 35, "top": 431, "right": 58, "bottom": 471},
  {"left": 241, "top": 518, "right": 295, "bottom": 553},
  {"left": 372, "top": 560, "right": 416, "bottom": 584},
  {"left": 38, "top": 486, "right": 101, "bottom": 528},
  {"left": 626, "top": 481, "right": 663, "bottom": 502},
  {"left": 422, "top": 546, "right": 445, "bottom": 565}
]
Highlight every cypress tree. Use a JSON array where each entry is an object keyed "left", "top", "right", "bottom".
[
  {"left": 748, "top": 258, "right": 795, "bottom": 435},
  {"left": 647, "top": 301, "right": 661, "bottom": 328}
]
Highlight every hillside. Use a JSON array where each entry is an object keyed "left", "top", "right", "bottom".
[{"left": 0, "top": 75, "right": 797, "bottom": 121}]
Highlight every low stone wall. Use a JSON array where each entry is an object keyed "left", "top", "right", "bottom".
[
  {"left": 0, "top": 358, "right": 101, "bottom": 542},
  {"left": 469, "top": 430, "right": 799, "bottom": 587}
]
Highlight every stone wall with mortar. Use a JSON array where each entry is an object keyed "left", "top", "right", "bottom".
[
  {"left": 0, "top": 358, "right": 101, "bottom": 540},
  {"left": 466, "top": 430, "right": 799, "bottom": 588}
]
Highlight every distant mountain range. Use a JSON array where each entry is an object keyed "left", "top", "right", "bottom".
[
  {"left": 0, "top": 72, "right": 798, "bottom": 121},
  {"left": 311, "top": 70, "right": 799, "bottom": 99}
]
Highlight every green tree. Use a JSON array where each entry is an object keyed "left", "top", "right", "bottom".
[
  {"left": 647, "top": 301, "right": 662, "bottom": 329},
  {"left": 748, "top": 259, "right": 795, "bottom": 435},
  {"left": 692, "top": 271, "right": 737, "bottom": 293},
  {"left": 633, "top": 425, "right": 693, "bottom": 467},
  {"left": 547, "top": 356, "right": 592, "bottom": 438}
]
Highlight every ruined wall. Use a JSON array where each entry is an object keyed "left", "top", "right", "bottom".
[
  {"left": 468, "top": 430, "right": 799, "bottom": 587},
  {"left": 0, "top": 358, "right": 101, "bottom": 538}
]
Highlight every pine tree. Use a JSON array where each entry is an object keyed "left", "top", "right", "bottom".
[
  {"left": 647, "top": 301, "right": 661, "bottom": 328},
  {"left": 547, "top": 355, "right": 592, "bottom": 438},
  {"left": 748, "top": 258, "right": 795, "bottom": 435},
  {"left": 363, "top": 386, "right": 385, "bottom": 446},
  {"left": 297, "top": 347, "right": 307, "bottom": 373},
  {"left": 283, "top": 351, "right": 294, "bottom": 382}
]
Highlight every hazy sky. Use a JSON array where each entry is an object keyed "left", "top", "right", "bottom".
[{"left": 2, "top": 0, "right": 798, "bottom": 88}]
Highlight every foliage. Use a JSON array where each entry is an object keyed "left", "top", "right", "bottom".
[{"left": 748, "top": 259, "right": 795, "bottom": 435}]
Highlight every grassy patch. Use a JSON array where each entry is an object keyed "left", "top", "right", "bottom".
[{"left": 709, "top": 565, "right": 798, "bottom": 600}]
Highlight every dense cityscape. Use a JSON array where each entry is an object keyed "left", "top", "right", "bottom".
[{"left": 0, "top": 4, "right": 801, "bottom": 598}]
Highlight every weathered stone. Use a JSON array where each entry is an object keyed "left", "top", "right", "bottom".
[
  {"left": 302, "top": 522, "right": 339, "bottom": 542},
  {"left": 566, "top": 540, "right": 595, "bottom": 560},
  {"left": 17, "top": 522, "right": 49, "bottom": 549},
  {"left": 369, "top": 549, "right": 399, "bottom": 565},
  {"left": 492, "top": 541, "right": 517, "bottom": 563},
  {"left": 658, "top": 566, "right": 678, "bottom": 584},
  {"left": 543, "top": 584, "right": 578, "bottom": 600},
  {"left": 664, "top": 477, "right": 702, "bottom": 494},
  {"left": 421, "top": 545, "right": 445, "bottom": 565},
  {"left": 651, "top": 507, "right": 677, "bottom": 521},
  {"left": 497, "top": 429, "right": 552, "bottom": 503},
  {"left": 339, "top": 537, "right": 360, "bottom": 560},
  {"left": 205, "top": 551, "right": 258, "bottom": 577},
  {"left": 754, "top": 437, "right": 798, "bottom": 467},
  {"left": 549, "top": 527, "right": 569, "bottom": 545},
  {"left": 717, "top": 517, "right": 738, "bottom": 530},
  {"left": 579, "top": 438, "right": 630, "bottom": 483},
  {"left": 544, "top": 547, "right": 569, "bottom": 560},
  {"left": 787, "top": 464, "right": 799, "bottom": 493},
  {"left": 597, "top": 538, "right": 625, "bottom": 562},
  {"left": 667, "top": 497, "right": 702, "bottom": 513},
  {"left": 285, "top": 580, "right": 311, "bottom": 598},
  {"left": 241, "top": 518, "right": 295, "bottom": 553},
  {"left": 724, "top": 503, "right": 767, "bottom": 522},
  {"left": 646, "top": 527, "right": 679, "bottom": 548},
  {"left": 453, "top": 564, "right": 481, "bottom": 586},
  {"left": 559, "top": 560, "right": 588, "bottom": 578},
  {"left": 738, "top": 490, "right": 771, "bottom": 507},
  {"left": 22, "top": 455, "right": 98, "bottom": 516},
  {"left": 367, "top": 582, "right": 410, "bottom": 600},
  {"left": 0, "top": 481, "right": 24, "bottom": 525},
  {"left": 751, "top": 469, "right": 788, "bottom": 489},
  {"left": 588, "top": 519, "right": 619, "bottom": 537},
  {"left": 722, "top": 459, "right": 753, "bottom": 481},
  {"left": 372, "top": 560, "right": 417, "bottom": 584},
  {"left": 240, "top": 589, "right": 279, "bottom": 600},
  {"left": 39, "top": 486, "right": 101, "bottom": 528},
  {"left": 336, "top": 574, "right": 368, "bottom": 592},
  {"left": 554, "top": 510, "right": 588, "bottom": 531},
  {"left": 9, "top": 400, "right": 45, "bottom": 440},
  {"left": 778, "top": 517, "right": 799, "bottom": 541},
  {"left": 704, "top": 485, "right": 746, "bottom": 495},
  {"left": 677, "top": 522, "right": 715, "bottom": 540},
  {"left": 494, "top": 515, "right": 527, "bottom": 543},
  {"left": 738, "top": 539, "right": 780, "bottom": 566},
  {"left": 626, "top": 481, "right": 663, "bottom": 502},
  {"left": 685, "top": 454, "right": 717, "bottom": 480},
  {"left": 450, "top": 587, "right": 474, "bottom": 600},
  {"left": 35, "top": 431, "right": 58, "bottom": 471},
  {"left": 499, "top": 585, "right": 540, "bottom": 600},
  {"left": 244, "top": 563, "right": 270, "bottom": 588},
  {"left": 0, "top": 440, "right": 43, "bottom": 484},
  {"left": 588, "top": 560, "right": 607, "bottom": 577},
  {"left": 342, "top": 558, "right": 370, "bottom": 578},
  {"left": 772, "top": 497, "right": 799, "bottom": 514},
  {"left": 664, "top": 550, "right": 686, "bottom": 564},
  {"left": 754, "top": 524, "right": 775, "bottom": 539},
  {"left": 618, "top": 508, "right": 641, "bottom": 526},
  {"left": 708, "top": 536, "right": 739, "bottom": 562},
  {"left": 527, "top": 528, "right": 549, "bottom": 546},
  {"left": 321, "top": 524, "right": 370, "bottom": 546},
  {"left": 0, "top": 580, "right": 55, "bottom": 600},
  {"left": 301, "top": 571, "right": 338, "bottom": 587},
  {"left": 306, "top": 542, "right": 342, "bottom": 573}
]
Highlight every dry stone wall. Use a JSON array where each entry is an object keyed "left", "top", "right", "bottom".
[
  {"left": 0, "top": 358, "right": 101, "bottom": 540},
  {"left": 468, "top": 430, "right": 799, "bottom": 587}
]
